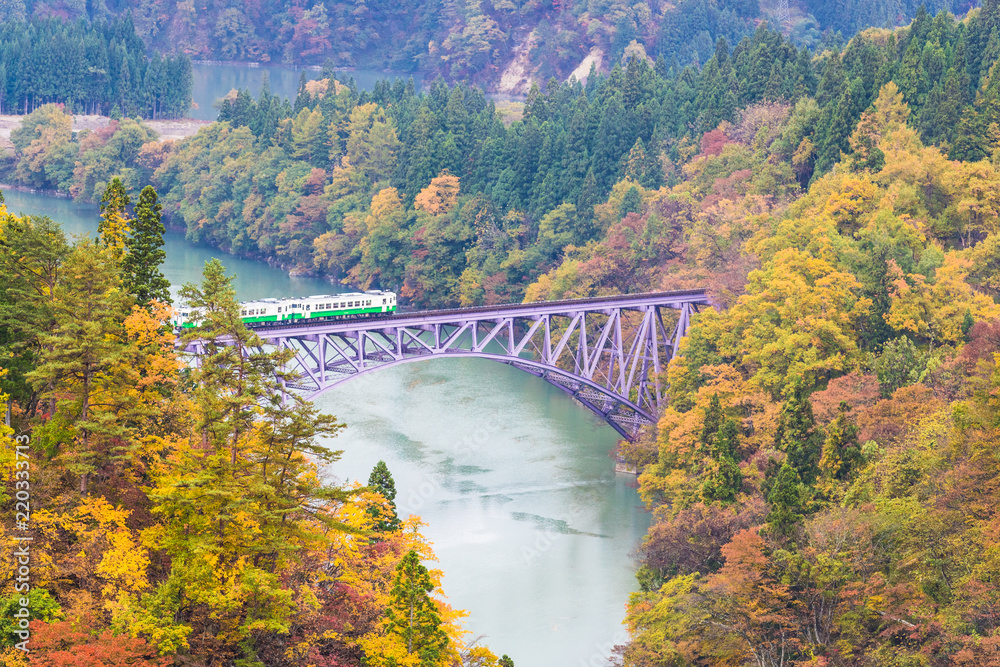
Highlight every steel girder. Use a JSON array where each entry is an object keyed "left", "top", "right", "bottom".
[{"left": 187, "top": 291, "right": 710, "bottom": 440}]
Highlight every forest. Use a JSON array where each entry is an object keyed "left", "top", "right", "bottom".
[
  {"left": 9, "top": 5, "right": 1000, "bottom": 308},
  {"left": 0, "top": 0, "right": 977, "bottom": 87},
  {"left": 0, "top": 16, "right": 192, "bottom": 118},
  {"left": 0, "top": 180, "right": 511, "bottom": 666},
  {"left": 6, "top": 1, "right": 1000, "bottom": 665}
]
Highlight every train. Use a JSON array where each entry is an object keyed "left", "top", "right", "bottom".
[{"left": 170, "top": 290, "right": 397, "bottom": 329}]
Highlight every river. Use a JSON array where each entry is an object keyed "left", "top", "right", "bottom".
[
  {"left": 190, "top": 63, "right": 424, "bottom": 121},
  {"left": 1, "top": 187, "right": 649, "bottom": 665}
]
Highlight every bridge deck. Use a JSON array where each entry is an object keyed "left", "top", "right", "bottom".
[
  {"left": 187, "top": 289, "right": 712, "bottom": 441},
  {"left": 252, "top": 289, "right": 711, "bottom": 334}
]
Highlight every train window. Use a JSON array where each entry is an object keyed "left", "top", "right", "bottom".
[
  {"left": 382, "top": 299, "right": 386, "bottom": 304},
  {"left": 306, "top": 305, "right": 310, "bottom": 311},
  {"left": 241, "top": 311, "right": 246, "bottom": 316}
]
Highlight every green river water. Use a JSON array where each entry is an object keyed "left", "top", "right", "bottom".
[{"left": 2, "top": 105, "right": 648, "bottom": 666}]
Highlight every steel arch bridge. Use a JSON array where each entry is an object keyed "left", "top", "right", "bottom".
[{"left": 190, "top": 290, "right": 711, "bottom": 440}]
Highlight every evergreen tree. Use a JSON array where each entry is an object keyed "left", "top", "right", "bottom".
[
  {"left": 386, "top": 549, "right": 450, "bottom": 662},
  {"left": 701, "top": 416, "right": 743, "bottom": 505},
  {"left": 367, "top": 459, "right": 402, "bottom": 532},
  {"left": 699, "top": 393, "right": 724, "bottom": 451},
  {"left": 122, "top": 185, "right": 171, "bottom": 307},
  {"left": 26, "top": 239, "right": 130, "bottom": 494},
  {"left": 775, "top": 382, "right": 822, "bottom": 484},
  {"left": 819, "top": 402, "right": 862, "bottom": 481},
  {"left": 701, "top": 455, "right": 743, "bottom": 505},
  {"left": 98, "top": 177, "right": 130, "bottom": 262},
  {"left": 765, "top": 463, "right": 803, "bottom": 538},
  {"left": 618, "top": 185, "right": 643, "bottom": 219}
]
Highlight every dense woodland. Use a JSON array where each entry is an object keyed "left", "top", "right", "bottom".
[
  {"left": 12, "top": 6, "right": 1000, "bottom": 307},
  {"left": 8, "top": 1, "right": 1000, "bottom": 666},
  {"left": 0, "top": 181, "right": 510, "bottom": 665},
  {"left": 0, "top": 16, "right": 192, "bottom": 118},
  {"left": 0, "top": 0, "right": 977, "bottom": 86}
]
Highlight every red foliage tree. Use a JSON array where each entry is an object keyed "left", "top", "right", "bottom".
[{"left": 28, "top": 619, "right": 169, "bottom": 667}]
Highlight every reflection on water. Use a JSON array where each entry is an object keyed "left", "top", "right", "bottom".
[
  {"left": 190, "top": 63, "right": 424, "bottom": 121},
  {"left": 316, "top": 358, "right": 649, "bottom": 667}
]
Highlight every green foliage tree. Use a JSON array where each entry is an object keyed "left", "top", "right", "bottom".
[
  {"left": 367, "top": 459, "right": 402, "bottom": 532},
  {"left": 122, "top": 185, "right": 171, "bottom": 307},
  {"left": 874, "top": 336, "right": 925, "bottom": 397},
  {"left": 386, "top": 550, "right": 450, "bottom": 663},
  {"left": 819, "top": 401, "right": 862, "bottom": 481},
  {"left": 775, "top": 382, "right": 823, "bottom": 484},
  {"left": 765, "top": 463, "right": 803, "bottom": 538},
  {"left": 98, "top": 177, "right": 131, "bottom": 262},
  {"left": 25, "top": 239, "right": 130, "bottom": 493}
]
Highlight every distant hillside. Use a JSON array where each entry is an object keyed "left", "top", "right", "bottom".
[{"left": 1, "top": 0, "right": 981, "bottom": 89}]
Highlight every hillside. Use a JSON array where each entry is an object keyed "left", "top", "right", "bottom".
[{"left": 0, "top": 0, "right": 980, "bottom": 89}]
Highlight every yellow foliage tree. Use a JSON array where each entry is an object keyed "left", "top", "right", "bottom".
[{"left": 414, "top": 172, "right": 461, "bottom": 215}]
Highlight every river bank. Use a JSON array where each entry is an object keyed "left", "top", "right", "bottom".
[
  {"left": 1, "top": 185, "right": 649, "bottom": 666},
  {"left": 0, "top": 114, "right": 211, "bottom": 147}
]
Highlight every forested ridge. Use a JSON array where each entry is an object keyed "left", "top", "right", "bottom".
[
  {"left": 0, "top": 181, "right": 510, "bottom": 665},
  {"left": 0, "top": 16, "right": 192, "bottom": 118},
  {"left": 0, "top": 0, "right": 979, "bottom": 87},
  {"left": 9, "top": 5, "right": 1000, "bottom": 308},
  {"left": 9, "top": 2, "right": 1000, "bottom": 666}
]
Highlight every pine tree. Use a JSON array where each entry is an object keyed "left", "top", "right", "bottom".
[
  {"left": 26, "top": 239, "right": 130, "bottom": 494},
  {"left": 699, "top": 393, "right": 724, "bottom": 451},
  {"left": 775, "top": 382, "right": 822, "bottom": 484},
  {"left": 98, "top": 177, "right": 130, "bottom": 262},
  {"left": 701, "top": 416, "right": 743, "bottom": 505},
  {"left": 765, "top": 463, "right": 803, "bottom": 538},
  {"left": 122, "top": 185, "right": 170, "bottom": 307},
  {"left": 386, "top": 550, "right": 450, "bottom": 662},
  {"left": 367, "top": 459, "right": 402, "bottom": 532},
  {"left": 178, "top": 259, "right": 293, "bottom": 460},
  {"left": 819, "top": 402, "right": 862, "bottom": 481}
]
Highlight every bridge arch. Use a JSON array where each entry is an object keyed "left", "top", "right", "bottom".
[
  {"left": 249, "top": 291, "right": 711, "bottom": 441},
  {"left": 299, "top": 352, "right": 656, "bottom": 440}
]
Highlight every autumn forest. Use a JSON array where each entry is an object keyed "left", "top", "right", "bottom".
[{"left": 5, "top": 0, "right": 1000, "bottom": 665}]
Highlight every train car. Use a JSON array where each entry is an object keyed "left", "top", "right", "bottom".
[
  {"left": 278, "top": 290, "right": 396, "bottom": 323},
  {"left": 170, "top": 290, "right": 397, "bottom": 329}
]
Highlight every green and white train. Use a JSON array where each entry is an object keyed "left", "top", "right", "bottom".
[{"left": 171, "top": 290, "right": 397, "bottom": 329}]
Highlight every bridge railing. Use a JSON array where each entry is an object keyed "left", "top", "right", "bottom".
[{"left": 184, "top": 290, "right": 712, "bottom": 440}]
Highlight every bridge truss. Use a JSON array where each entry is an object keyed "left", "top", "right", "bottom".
[{"left": 212, "top": 290, "right": 711, "bottom": 440}]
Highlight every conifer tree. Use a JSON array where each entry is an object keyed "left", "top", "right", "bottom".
[
  {"left": 27, "top": 239, "right": 130, "bottom": 493},
  {"left": 765, "top": 463, "right": 803, "bottom": 538},
  {"left": 775, "top": 382, "right": 822, "bottom": 484},
  {"left": 123, "top": 185, "right": 171, "bottom": 307},
  {"left": 98, "top": 177, "right": 131, "bottom": 262},
  {"left": 367, "top": 459, "right": 402, "bottom": 532},
  {"left": 819, "top": 402, "right": 862, "bottom": 481},
  {"left": 701, "top": 417, "right": 743, "bottom": 505},
  {"left": 699, "top": 393, "right": 724, "bottom": 451},
  {"left": 386, "top": 549, "right": 450, "bottom": 662}
]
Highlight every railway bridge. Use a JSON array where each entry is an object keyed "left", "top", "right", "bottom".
[{"left": 192, "top": 290, "right": 712, "bottom": 440}]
